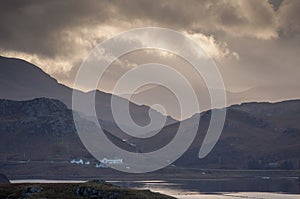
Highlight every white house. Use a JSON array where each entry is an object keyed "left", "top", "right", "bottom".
[
  {"left": 95, "top": 162, "right": 108, "bottom": 168},
  {"left": 100, "top": 158, "right": 123, "bottom": 164},
  {"left": 70, "top": 159, "right": 84, "bottom": 165}
]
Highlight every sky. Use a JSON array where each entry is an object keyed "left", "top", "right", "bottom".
[{"left": 0, "top": 0, "right": 299, "bottom": 118}]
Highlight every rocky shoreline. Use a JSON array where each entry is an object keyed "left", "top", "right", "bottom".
[{"left": 0, "top": 180, "right": 175, "bottom": 199}]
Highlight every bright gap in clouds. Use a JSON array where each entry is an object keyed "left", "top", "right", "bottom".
[{"left": 1, "top": 28, "right": 235, "bottom": 93}]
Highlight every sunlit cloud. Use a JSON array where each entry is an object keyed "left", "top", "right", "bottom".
[
  {"left": 0, "top": 0, "right": 299, "bottom": 100},
  {"left": 184, "top": 32, "right": 239, "bottom": 60}
]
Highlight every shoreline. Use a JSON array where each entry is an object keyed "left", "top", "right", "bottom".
[
  {"left": 3, "top": 180, "right": 300, "bottom": 199},
  {"left": 0, "top": 180, "right": 175, "bottom": 199},
  {"left": 3, "top": 168, "right": 300, "bottom": 197}
]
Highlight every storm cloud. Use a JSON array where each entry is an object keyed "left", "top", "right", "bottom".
[{"left": 0, "top": 0, "right": 299, "bottom": 102}]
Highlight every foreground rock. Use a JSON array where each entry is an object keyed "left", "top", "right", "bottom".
[
  {"left": 22, "top": 186, "right": 43, "bottom": 198},
  {"left": 0, "top": 180, "right": 175, "bottom": 199}
]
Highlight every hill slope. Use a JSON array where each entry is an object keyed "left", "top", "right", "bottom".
[
  {"left": 0, "top": 98, "right": 299, "bottom": 172},
  {"left": 128, "top": 100, "right": 300, "bottom": 169},
  {"left": 0, "top": 56, "right": 176, "bottom": 133},
  {"left": 0, "top": 98, "right": 139, "bottom": 163}
]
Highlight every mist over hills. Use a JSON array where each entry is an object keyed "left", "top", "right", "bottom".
[
  {"left": 0, "top": 97, "right": 299, "bottom": 174},
  {"left": 127, "top": 83, "right": 300, "bottom": 120},
  {"left": 126, "top": 100, "right": 300, "bottom": 169},
  {"left": 0, "top": 56, "right": 299, "bottom": 178},
  {"left": 0, "top": 56, "right": 176, "bottom": 131}
]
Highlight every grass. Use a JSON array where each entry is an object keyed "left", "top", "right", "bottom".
[{"left": 0, "top": 180, "right": 175, "bottom": 199}]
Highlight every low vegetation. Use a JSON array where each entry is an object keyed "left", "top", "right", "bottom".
[{"left": 0, "top": 180, "right": 175, "bottom": 199}]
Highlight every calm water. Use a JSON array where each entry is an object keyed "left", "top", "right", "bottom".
[
  {"left": 113, "top": 177, "right": 300, "bottom": 198},
  {"left": 11, "top": 177, "right": 300, "bottom": 199},
  {"left": 114, "top": 177, "right": 300, "bottom": 193}
]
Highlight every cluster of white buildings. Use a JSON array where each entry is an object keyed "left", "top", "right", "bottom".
[
  {"left": 70, "top": 157, "right": 123, "bottom": 168},
  {"left": 95, "top": 162, "right": 108, "bottom": 168},
  {"left": 100, "top": 158, "right": 123, "bottom": 164},
  {"left": 70, "top": 159, "right": 90, "bottom": 165}
]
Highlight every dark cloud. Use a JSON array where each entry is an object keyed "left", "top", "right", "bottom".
[
  {"left": 0, "top": 0, "right": 113, "bottom": 57},
  {"left": 0, "top": 0, "right": 299, "bottom": 103},
  {"left": 278, "top": 0, "right": 300, "bottom": 37},
  {"left": 0, "top": 0, "right": 278, "bottom": 59},
  {"left": 268, "top": 0, "right": 283, "bottom": 11}
]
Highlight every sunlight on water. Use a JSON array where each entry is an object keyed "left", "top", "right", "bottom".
[{"left": 10, "top": 179, "right": 300, "bottom": 198}]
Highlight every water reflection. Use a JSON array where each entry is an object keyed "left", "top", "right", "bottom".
[
  {"left": 11, "top": 177, "right": 300, "bottom": 198},
  {"left": 113, "top": 177, "right": 300, "bottom": 196}
]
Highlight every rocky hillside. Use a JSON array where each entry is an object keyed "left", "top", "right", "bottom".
[
  {"left": 0, "top": 97, "right": 299, "bottom": 177},
  {"left": 0, "top": 180, "right": 174, "bottom": 199},
  {"left": 0, "top": 98, "right": 138, "bottom": 163},
  {"left": 180, "top": 100, "right": 300, "bottom": 169},
  {"left": 0, "top": 56, "right": 176, "bottom": 132},
  {"left": 129, "top": 100, "right": 300, "bottom": 169},
  {"left": 0, "top": 98, "right": 75, "bottom": 135}
]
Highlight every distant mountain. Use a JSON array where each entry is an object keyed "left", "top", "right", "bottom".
[
  {"left": 0, "top": 98, "right": 299, "bottom": 172},
  {"left": 0, "top": 56, "right": 71, "bottom": 103},
  {"left": 126, "top": 84, "right": 300, "bottom": 120},
  {"left": 0, "top": 98, "right": 136, "bottom": 162},
  {"left": 123, "top": 84, "right": 212, "bottom": 120},
  {"left": 0, "top": 56, "right": 176, "bottom": 133},
  {"left": 128, "top": 100, "right": 300, "bottom": 169},
  {"left": 0, "top": 55, "right": 299, "bottom": 173},
  {"left": 230, "top": 85, "right": 300, "bottom": 105}
]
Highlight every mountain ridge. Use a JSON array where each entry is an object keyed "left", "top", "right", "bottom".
[
  {"left": 0, "top": 56, "right": 177, "bottom": 130},
  {"left": 1, "top": 97, "right": 299, "bottom": 171}
]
